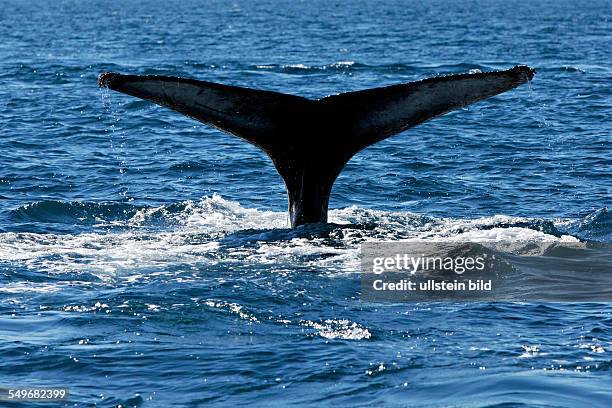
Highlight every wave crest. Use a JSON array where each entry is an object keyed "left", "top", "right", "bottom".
[{"left": 1, "top": 196, "right": 599, "bottom": 281}]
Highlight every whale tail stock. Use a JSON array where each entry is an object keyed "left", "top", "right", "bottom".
[{"left": 98, "top": 65, "right": 535, "bottom": 227}]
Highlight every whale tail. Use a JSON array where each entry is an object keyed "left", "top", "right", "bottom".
[{"left": 99, "top": 66, "right": 535, "bottom": 227}]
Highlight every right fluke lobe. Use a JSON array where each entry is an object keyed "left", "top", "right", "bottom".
[{"left": 510, "top": 65, "right": 536, "bottom": 81}]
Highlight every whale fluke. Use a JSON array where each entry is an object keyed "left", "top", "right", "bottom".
[{"left": 99, "top": 65, "right": 535, "bottom": 227}]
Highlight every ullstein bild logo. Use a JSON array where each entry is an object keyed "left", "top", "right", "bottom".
[{"left": 360, "top": 241, "right": 612, "bottom": 302}]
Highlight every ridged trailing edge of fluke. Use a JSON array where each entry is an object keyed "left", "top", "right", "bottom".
[
  {"left": 98, "top": 65, "right": 536, "bottom": 228},
  {"left": 98, "top": 65, "right": 535, "bottom": 91}
]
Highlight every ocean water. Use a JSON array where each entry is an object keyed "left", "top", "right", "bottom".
[{"left": 1, "top": 0, "right": 611, "bottom": 406}]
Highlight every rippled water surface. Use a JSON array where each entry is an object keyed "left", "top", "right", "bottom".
[{"left": 1, "top": 0, "right": 611, "bottom": 406}]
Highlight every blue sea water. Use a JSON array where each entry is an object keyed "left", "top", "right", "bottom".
[{"left": 1, "top": 0, "right": 611, "bottom": 406}]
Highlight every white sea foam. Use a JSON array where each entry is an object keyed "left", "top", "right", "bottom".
[
  {"left": 300, "top": 319, "right": 372, "bottom": 340},
  {"left": 329, "top": 61, "right": 355, "bottom": 68},
  {"left": 519, "top": 344, "right": 541, "bottom": 358},
  {"left": 204, "top": 300, "right": 258, "bottom": 322},
  {"left": 0, "top": 196, "right": 578, "bottom": 279},
  {"left": 285, "top": 63, "right": 309, "bottom": 69},
  {"left": 0, "top": 283, "right": 62, "bottom": 294}
]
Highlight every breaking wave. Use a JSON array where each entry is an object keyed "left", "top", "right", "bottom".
[{"left": 2, "top": 195, "right": 600, "bottom": 281}]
